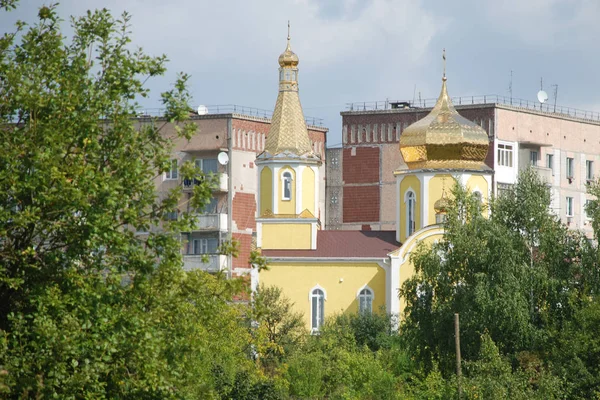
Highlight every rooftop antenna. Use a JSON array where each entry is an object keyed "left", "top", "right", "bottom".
[
  {"left": 551, "top": 84, "right": 558, "bottom": 113},
  {"left": 508, "top": 70, "right": 513, "bottom": 105},
  {"left": 412, "top": 84, "right": 417, "bottom": 105}
]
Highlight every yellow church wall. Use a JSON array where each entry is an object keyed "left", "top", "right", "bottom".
[
  {"left": 427, "top": 174, "right": 455, "bottom": 225},
  {"left": 399, "top": 175, "right": 421, "bottom": 243},
  {"left": 260, "top": 261, "right": 386, "bottom": 328},
  {"left": 302, "top": 167, "right": 315, "bottom": 215},
  {"left": 260, "top": 167, "right": 272, "bottom": 215},
  {"left": 397, "top": 226, "right": 444, "bottom": 316},
  {"left": 278, "top": 166, "right": 296, "bottom": 215},
  {"left": 261, "top": 222, "right": 312, "bottom": 250}
]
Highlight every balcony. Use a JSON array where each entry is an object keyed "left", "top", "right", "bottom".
[
  {"left": 183, "top": 254, "right": 227, "bottom": 272},
  {"left": 191, "top": 213, "right": 228, "bottom": 231},
  {"left": 182, "top": 173, "right": 228, "bottom": 192},
  {"left": 531, "top": 165, "right": 553, "bottom": 185}
]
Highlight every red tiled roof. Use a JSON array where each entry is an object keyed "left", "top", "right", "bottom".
[{"left": 261, "top": 230, "right": 400, "bottom": 259}]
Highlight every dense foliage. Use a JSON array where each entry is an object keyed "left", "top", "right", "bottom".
[{"left": 2, "top": 2, "right": 600, "bottom": 399}]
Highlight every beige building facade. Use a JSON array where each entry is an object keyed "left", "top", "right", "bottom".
[
  {"left": 330, "top": 96, "right": 600, "bottom": 237},
  {"left": 145, "top": 108, "right": 327, "bottom": 275}
]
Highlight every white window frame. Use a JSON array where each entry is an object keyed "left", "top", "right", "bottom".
[
  {"left": 165, "top": 159, "right": 178, "bottom": 180},
  {"left": 585, "top": 199, "right": 592, "bottom": 219},
  {"left": 195, "top": 158, "right": 218, "bottom": 175},
  {"left": 281, "top": 170, "right": 293, "bottom": 201},
  {"left": 530, "top": 150, "right": 538, "bottom": 166},
  {"left": 309, "top": 285, "right": 326, "bottom": 333},
  {"left": 566, "top": 157, "right": 574, "bottom": 179},
  {"left": 357, "top": 286, "right": 374, "bottom": 314},
  {"left": 405, "top": 190, "right": 416, "bottom": 237},
  {"left": 546, "top": 154, "right": 554, "bottom": 175},
  {"left": 497, "top": 143, "right": 513, "bottom": 167},
  {"left": 193, "top": 238, "right": 208, "bottom": 255},
  {"left": 586, "top": 160, "right": 594, "bottom": 181},
  {"left": 566, "top": 197, "right": 574, "bottom": 217}
]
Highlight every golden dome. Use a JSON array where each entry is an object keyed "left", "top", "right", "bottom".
[
  {"left": 399, "top": 71, "right": 490, "bottom": 170},
  {"left": 278, "top": 22, "right": 299, "bottom": 68},
  {"left": 434, "top": 195, "right": 451, "bottom": 214}
]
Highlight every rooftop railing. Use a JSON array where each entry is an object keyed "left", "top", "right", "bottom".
[
  {"left": 345, "top": 95, "right": 600, "bottom": 121},
  {"left": 136, "top": 104, "right": 324, "bottom": 126}
]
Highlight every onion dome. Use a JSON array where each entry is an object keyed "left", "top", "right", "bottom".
[
  {"left": 278, "top": 22, "right": 299, "bottom": 68},
  {"left": 399, "top": 52, "right": 490, "bottom": 170},
  {"left": 434, "top": 195, "right": 451, "bottom": 214}
]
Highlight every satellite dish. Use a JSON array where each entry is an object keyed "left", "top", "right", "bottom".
[
  {"left": 197, "top": 105, "right": 208, "bottom": 115},
  {"left": 217, "top": 152, "right": 229, "bottom": 165},
  {"left": 537, "top": 90, "right": 548, "bottom": 104}
]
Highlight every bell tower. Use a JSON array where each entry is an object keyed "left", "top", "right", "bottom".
[{"left": 256, "top": 23, "right": 322, "bottom": 250}]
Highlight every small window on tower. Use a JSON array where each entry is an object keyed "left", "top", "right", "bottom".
[{"left": 282, "top": 171, "right": 292, "bottom": 200}]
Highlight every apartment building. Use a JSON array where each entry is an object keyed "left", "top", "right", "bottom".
[
  {"left": 147, "top": 105, "right": 327, "bottom": 275},
  {"left": 329, "top": 95, "right": 600, "bottom": 237}
]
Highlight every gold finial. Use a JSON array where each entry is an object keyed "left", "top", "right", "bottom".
[
  {"left": 442, "top": 48, "right": 447, "bottom": 81},
  {"left": 278, "top": 21, "right": 299, "bottom": 68}
]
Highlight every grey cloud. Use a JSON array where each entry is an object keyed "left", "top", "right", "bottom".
[{"left": 1, "top": 0, "right": 599, "bottom": 145}]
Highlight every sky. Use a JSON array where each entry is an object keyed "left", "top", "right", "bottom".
[{"left": 2, "top": 0, "right": 600, "bottom": 146}]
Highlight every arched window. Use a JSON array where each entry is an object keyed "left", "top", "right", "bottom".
[
  {"left": 311, "top": 288, "right": 325, "bottom": 332},
  {"left": 358, "top": 287, "right": 374, "bottom": 313},
  {"left": 473, "top": 191, "right": 482, "bottom": 213},
  {"left": 406, "top": 191, "right": 416, "bottom": 237},
  {"left": 282, "top": 171, "right": 292, "bottom": 200}
]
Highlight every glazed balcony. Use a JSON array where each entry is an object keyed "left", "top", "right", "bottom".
[
  {"left": 191, "top": 213, "right": 228, "bottom": 232},
  {"left": 182, "top": 254, "right": 227, "bottom": 272}
]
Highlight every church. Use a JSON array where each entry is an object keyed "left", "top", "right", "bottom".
[{"left": 251, "top": 30, "right": 492, "bottom": 331}]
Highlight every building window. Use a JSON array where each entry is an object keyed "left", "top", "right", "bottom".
[
  {"left": 165, "top": 159, "right": 178, "bottom": 180},
  {"left": 546, "top": 154, "right": 554, "bottom": 175},
  {"left": 586, "top": 160, "right": 594, "bottom": 182},
  {"left": 566, "top": 157, "right": 574, "bottom": 179},
  {"left": 310, "top": 288, "right": 325, "bottom": 332},
  {"left": 585, "top": 199, "right": 592, "bottom": 219},
  {"left": 358, "top": 288, "right": 374, "bottom": 313},
  {"left": 191, "top": 238, "right": 218, "bottom": 255},
  {"left": 497, "top": 183, "right": 513, "bottom": 198},
  {"left": 282, "top": 171, "right": 292, "bottom": 200},
  {"left": 164, "top": 210, "right": 178, "bottom": 221},
  {"left": 195, "top": 158, "right": 218, "bottom": 175},
  {"left": 566, "top": 197, "right": 574, "bottom": 217},
  {"left": 406, "top": 191, "right": 416, "bottom": 237},
  {"left": 497, "top": 144, "right": 513, "bottom": 167},
  {"left": 530, "top": 151, "right": 538, "bottom": 166}
]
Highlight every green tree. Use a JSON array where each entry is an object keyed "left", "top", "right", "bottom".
[
  {"left": 399, "top": 169, "right": 593, "bottom": 375},
  {"left": 0, "top": 2, "right": 253, "bottom": 398},
  {"left": 251, "top": 285, "right": 306, "bottom": 376}
]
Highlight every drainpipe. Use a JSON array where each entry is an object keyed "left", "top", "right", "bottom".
[{"left": 227, "top": 117, "right": 233, "bottom": 279}]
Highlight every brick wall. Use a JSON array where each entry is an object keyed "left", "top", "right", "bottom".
[
  {"left": 343, "top": 185, "right": 380, "bottom": 223},
  {"left": 233, "top": 232, "right": 253, "bottom": 270},
  {"left": 343, "top": 146, "right": 380, "bottom": 184},
  {"left": 232, "top": 192, "right": 256, "bottom": 231}
]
